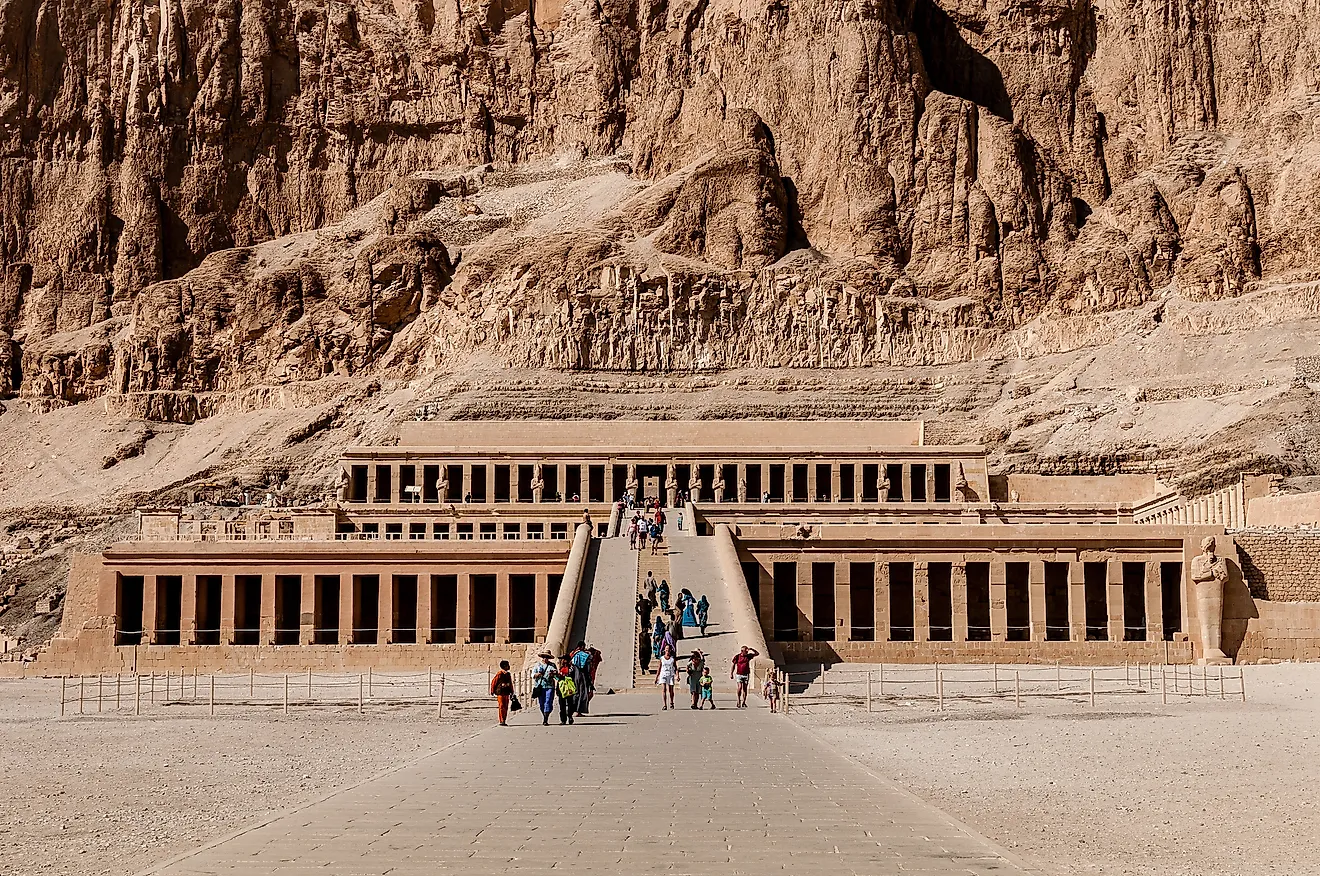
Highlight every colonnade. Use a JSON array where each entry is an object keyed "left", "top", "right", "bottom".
[{"left": 1142, "top": 483, "right": 1246, "bottom": 527}]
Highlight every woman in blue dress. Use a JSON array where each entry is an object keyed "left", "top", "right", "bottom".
[
  {"left": 680, "top": 588, "right": 698, "bottom": 629},
  {"left": 651, "top": 615, "right": 665, "bottom": 664}
]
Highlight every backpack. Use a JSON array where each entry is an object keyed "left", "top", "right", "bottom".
[
  {"left": 557, "top": 676, "right": 577, "bottom": 697},
  {"left": 572, "top": 649, "right": 592, "bottom": 670}
]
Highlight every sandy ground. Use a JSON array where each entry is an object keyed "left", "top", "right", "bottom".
[
  {"left": 0, "top": 678, "right": 489, "bottom": 876},
  {"left": 798, "top": 663, "right": 1320, "bottom": 876}
]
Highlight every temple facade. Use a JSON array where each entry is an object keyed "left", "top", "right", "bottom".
[{"left": 40, "top": 420, "right": 1319, "bottom": 675}]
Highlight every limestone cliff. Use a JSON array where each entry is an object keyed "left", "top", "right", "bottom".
[{"left": 1, "top": 0, "right": 1320, "bottom": 427}]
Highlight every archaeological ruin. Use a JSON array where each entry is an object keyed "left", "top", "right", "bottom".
[{"left": 39, "top": 420, "right": 1320, "bottom": 677}]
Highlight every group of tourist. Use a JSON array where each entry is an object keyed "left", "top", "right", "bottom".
[
  {"left": 624, "top": 501, "right": 666, "bottom": 553},
  {"left": 636, "top": 577, "right": 710, "bottom": 673},
  {"left": 488, "top": 640, "right": 602, "bottom": 726},
  {"left": 653, "top": 644, "right": 761, "bottom": 710}
]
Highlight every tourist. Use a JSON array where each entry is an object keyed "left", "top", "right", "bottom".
[
  {"left": 668, "top": 609, "right": 683, "bottom": 644},
  {"left": 657, "top": 579, "right": 670, "bottom": 613},
  {"left": 700, "top": 666, "right": 715, "bottom": 709},
  {"left": 628, "top": 516, "right": 639, "bottom": 548},
  {"left": 655, "top": 507, "right": 666, "bottom": 531},
  {"left": 643, "top": 570, "right": 655, "bottom": 596},
  {"left": 586, "top": 646, "right": 603, "bottom": 707},
  {"left": 570, "top": 641, "right": 594, "bottom": 716},
  {"left": 490, "top": 659, "right": 515, "bottom": 726},
  {"left": 696, "top": 594, "right": 710, "bottom": 636},
  {"left": 636, "top": 593, "right": 653, "bottom": 629},
  {"left": 680, "top": 589, "right": 697, "bottom": 630},
  {"left": 763, "top": 673, "right": 781, "bottom": 713},
  {"left": 638, "top": 628, "right": 653, "bottom": 672},
  {"left": 638, "top": 522, "right": 648, "bottom": 551},
  {"left": 730, "top": 645, "right": 759, "bottom": 708},
  {"left": 582, "top": 508, "right": 592, "bottom": 529},
  {"left": 531, "top": 650, "right": 558, "bottom": 725},
  {"left": 649, "top": 519, "right": 662, "bottom": 554},
  {"left": 655, "top": 644, "right": 677, "bottom": 710},
  {"left": 556, "top": 660, "right": 578, "bottom": 725},
  {"left": 685, "top": 650, "right": 705, "bottom": 709},
  {"left": 646, "top": 575, "right": 658, "bottom": 608}
]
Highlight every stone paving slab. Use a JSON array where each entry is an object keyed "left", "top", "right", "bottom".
[{"left": 139, "top": 694, "right": 1037, "bottom": 876}]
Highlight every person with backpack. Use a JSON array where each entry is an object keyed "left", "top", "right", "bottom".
[
  {"left": 490, "top": 659, "right": 516, "bottom": 726},
  {"left": 649, "top": 519, "right": 663, "bottom": 554},
  {"left": 531, "top": 651, "right": 558, "bottom": 726},
  {"left": 569, "top": 641, "right": 594, "bottom": 716}
]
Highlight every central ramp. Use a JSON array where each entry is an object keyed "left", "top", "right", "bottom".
[
  {"left": 666, "top": 524, "right": 753, "bottom": 692},
  {"left": 576, "top": 536, "right": 638, "bottom": 692}
]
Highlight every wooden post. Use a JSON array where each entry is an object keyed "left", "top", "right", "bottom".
[
  {"left": 1240, "top": 669, "right": 1247, "bottom": 702},
  {"left": 1056, "top": 661, "right": 1061, "bottom": 691},
  {"left": 1161, "top": 665, "right": 1167, "bottom": 705},
  {"left": 135, "top": 675, "right": 142, "bottom": 716},
  {"left": 820, "top": 663, "right": 826, "bottom": 696},
  {"left": 358, "top": 674, "right": 364, "bottom": 714},
  {"left": 866, "top": 669, "right": 873, "bottom": 713},
  {"left": 878, "top": 663, "right": 885, "bottom": 697},
  {"left": 439, "top": 673, "right": 445, "bottom": 718},
  {"left": 150, "top": 672, "right": 155, "bottom": 705},
  {"left": 249, "top": 667, "right": 254, "bottom": 698},
  {"left": 116, "top": 674, "right": 122, "bottom": 710},
  {"left": 60, "top": 677, "right": 66, "bottom": 717},
  {"left": 209, "top": 674, "right": 215, "bottom": 716},
  {"left": 992, "top": 663, "right": 999, "bottom": 694},
  {"left": 283, "top": 674, "right": 289, "bottom": 714},
  {"left": 79, "top": 676, "right": 84, "bottom": 715},
  {"left": 1014, "top": 671, "right": 1021, "bottom": 709},
  {"left": 428, "top": 667, "right": 433, "bottom": 698},
  {"left": 368, "top": 666, "right": 373, "bottom": 698},
  {"left": 1089, "top": 668, "right": 1096, "bottom": 707},
  {"left": 98, "top": 675, "right": 103, "bottom": 713},
  {"left": 936, "top": 668, "right": 943, "bottom": 712},
  {"left": 308, "top": 668, "right": 313, "bottom": 699}
]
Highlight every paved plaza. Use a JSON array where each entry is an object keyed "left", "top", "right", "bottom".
[{"left": 138, "top": 692, "right": 1035, "bottom": 875}]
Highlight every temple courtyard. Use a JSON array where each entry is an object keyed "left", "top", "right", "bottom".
[{"left": 2, "top": 664, "right": 1317, "bottom": 876}]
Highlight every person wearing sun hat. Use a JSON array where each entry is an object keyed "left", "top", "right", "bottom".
[{"left": 531, "top": 650, "right": 558, "bottom": 725}]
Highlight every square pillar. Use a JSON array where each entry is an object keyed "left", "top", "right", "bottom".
[
  {"left": 299, "top": 575, "right": 316, "bottom": 645},
  {"left": 367, "top": 466, "right": 378, "bottom": 504},
  {"left": 378, "top": 573, "right": 395, "bottom": 644},
  {"left": 259, "top": 573, "right": 276, "bottom": 645},
  {"left": 834, "top": 563, "right": 851, "bottom": 643},
  {"left": 486, "top": 463, "right": 497, "bottom": 502},
  {"left": 796, "top": 562, "right": 812, "bottom": 641},
  {"left": 806, "top": 463, "right": 818, "bottom": 503},
  {"left": 902, "top": 463, "right": 913, "bottom": 503},
  {"left": 830, "top": 464, "right": 841, "bottom": 504},
  {"left": 495, "top": 573, "right": 511, "bottom": 644},
  {"left": 989, "top": 561, "right": 1007, "bottom": 642},
  {"left": 1107, "top": 560, "right": 1125, "bottom": 642},
  {"left": 462, "top": 464, "right": 473, "bottom": 501},
  {"left": 761, "top": 463, "right": 770, "bottom": 501},
  {"left": 535, "top": 573, "right": 550, "bottom": 639},
  {"left": 875, "top": 562, "right": 891, "bottom": 640},
  {"left": 1068, "top": 559, "right": 1086, "bottom": 641},
  {"left": 854, "top": 461, "right": 865, "bottom": 503},
  {"left": 913, "top": 561, "right": 930, "bottom": 643},
  {"left": 758, "top": 567, "right": 774, "bottom": 633},
  {"left": 142, "top": 576, "right": 160, "bottom": 645},
  {"left": 926, "top": 463, "right": 937, "bottom": 504},
  {"left": 418, "top": 573, "right": 433, "bottom": 644},
  {"left": 220, "top": 574, "right": 237, "bottom": 645},
  {"left": 180, "top": 574, "right": 198, "bottom": 645},
  {"left": 456, "top": 576, "right": 472, "bottom": 644},
  {"left": 951, "top": 563, "right": 968, "bottom": 641},
  {"left": 605, "top": 462, "right": 615, "bottom": 502},
  {"left": 1144, "top": 560, "right": 1164, "bottom": 642},
  {"left": 557, "top": 463, "right": 567, "bottom": 502},
  {"left": 390, "top": 465, "right": 402, "bottom": 503},
  {"left": 1028, "top": 560, "right": 1047, "bottom": 641},
  {"left": 338, "top": 576, "right": 354, "bottom": 645}
]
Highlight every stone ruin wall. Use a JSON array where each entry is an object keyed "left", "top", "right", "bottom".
[{"left": 1233, "top": 530, "right": 1320, "bottom": 602}]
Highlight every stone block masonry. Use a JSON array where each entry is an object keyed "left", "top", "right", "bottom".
[{"left": 1235, "top": 530, "right": 1320, "bottom": 601}]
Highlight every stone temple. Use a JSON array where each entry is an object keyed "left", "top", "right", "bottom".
[{"left": 39, "top": 420, "right": 1320, "bottom": 684}]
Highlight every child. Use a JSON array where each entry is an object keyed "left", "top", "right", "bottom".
[
  {"left": 699, "top": 668, "right": 715, "bottom": 709},
  {"left": 763, "top": 674, "right": 781, "bottom": 713}
]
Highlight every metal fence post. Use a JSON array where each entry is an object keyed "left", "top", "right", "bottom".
[
  {"left": 98, "top": 675, "right": 104, "bottom": 713},
  {"left": 249, "top": 667, "right": 254, "bottom": 698},
  {"left": 210, "top": 674, "right": 216, "bottom": 716},
  {"left": 1161, "top": 665, "right": 1167, "bottom": 705},
  {"left": 1240, "top": 669, "right": 1247, "bottom": 702},
  {"left": 308, "top": 668, "right": 313, "bottom": 699},
  {"left": 992, "top": 663, "right": 999, "bottom": 694},
  {"left": 358, "top": 674, "right": 364, "bottom": 714},
  {"left": 936, "top": 668, "right": 944, "bottom": 712},
  {"left": 1056, "top": 661, "right": 1062, "bottom": 691},
  {"left": 1014, "top": 671, "right": 1021, "bottom": 709},
  {"left": 116, "top": 673, "right": 122, "bottom": 710},
  {"left": 368, "top": 666, "right": 373, "bottom": 698},
  {"left": 135, "top": 674, "right": 142, "bottom": 715},
  {"left": 878, "top": 663, "right": 885, "bottom": 697},
  {"left": 60, "top": 677, "right": 66, "bottom": 717},
  {"left": 283, "top": 674, "right": 289, "bottom": 714},
  {"left": 866, "top": 669, "right": 873, "bottom": 713},
  {"left": 1089, "top": 669, "right": 1096, "bottom": 707},
  {"left": 79, "top": 676, "right": 84, "bottom": 714},
  {"left": 439, "top": 673, "right": 445, "bottom": 718},
  {"left": 150, "top": 672, "right": 155, "bottom": 705},
  {"left": 428, "top": 667, "right": 433, "bottom": 698}
]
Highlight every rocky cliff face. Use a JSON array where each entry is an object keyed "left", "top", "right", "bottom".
[{"left": 2, "top": 0, "right": 1320, "bottom": 409}]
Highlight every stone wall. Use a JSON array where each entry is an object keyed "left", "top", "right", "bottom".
[
  {"left": 1246, "top": 492, "right": 1320, "bottom": 527},
  {"left": 1234, "top": 529, "right": 1320, "bottom": 601},
  {"left": 1236, "top": 601, "right": 1320, "bottom": 663}
]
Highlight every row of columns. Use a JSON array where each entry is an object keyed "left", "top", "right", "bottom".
[
  {"left": 128, "top": 570, "right": 556, "bottom": 646},
  {"left": 1147, "top": 483, "right": 1246, "bottom": 527},
  {"left": 759, "top": 558, "right": 1176, "bottom": 643}
]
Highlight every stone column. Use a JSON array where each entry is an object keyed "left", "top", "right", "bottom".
[
  {"left": 1028, "top": 560, "right": 1046, "bottom": 641},
  {"left": 377, "top": 574, "right": 394, "bottom": 644},
  {"left": 456, "top": 576, "right": 472, "bottom": 644},
  {"left": 417, "top": 574, "right": 433, "bottom": 644},
  {"left": 142, "top": 576, "right": 159, "bottom": 645},
  {"left": 807, "top": 463, "right": 818, "bottom": 503},
  {"left": 951, "top": 563, "right": 968, "bottom": 641},
  {"left": 796, "top": 562, "right": 812, "bottom": 642},
  {"left": 495, "top": 573, "right": 511, "bottom": 644},
  {"left": 926, "top": 464, "right": 936, "bottom": 504},
  {"left": 339, "top": 576, "right": 355, "bottom": 644},
  {"left": 830, "top": 464, "right": 841, "bottom": 503},
  {"left": 604, "top": 462, "right": 615, "bottom": 502},
  {"left": 557, "top": 463, "right": 567, "bottom": 502},
  {"left": 876, "top": 562, "right": 891, "bottom": 641},
  {"left": 220, "top": 574, "right": 237, "bottom": 645},
  {"left": 535, "top": 573, "right": 550, "bottom": 639},
  {"left": 989, "top": 561, "right": 1007, "bottom": 642},
  {"left": 462, "top": 463, "right": 473, "bottom": 500},
  {"left": 834, "top": 562, "right": 851, "bottom": 642},
  {"left": 391, "top": 465, "right": 403, "bottom": 503},
  {"left": 901, "top": 463, "right": 913, "bottom": 503},
  {"left": 1107, "top": 560, "right": 1124, "bottom": 642},
  {"left": 1068, "top": 559, "right": 1086, "bottom": 641},
  {"left": 913, "top": 561, "right": 930, "bottom": 643},
  {"left": 299, "top": 575, "right": 316, "bottom": 645},
  {"left": 487, "top": 463, "right": 497, "bottom": 502},
  {"left": 180, "top": 574, "right": 198, "bottom": 645},
  {"left": 260, "top": 573, "right": 276, "bottom": 645},
  {"left": 367, "top": 466, "right": 378, "bottom": 504},
  {"left": 1144, "top": 560, "right": 1163, "bottom": 642},
  {"left": 761, "top": 463, "right": 771, "bottom": 501}
]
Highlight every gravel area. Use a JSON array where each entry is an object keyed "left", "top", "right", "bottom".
[
  {"left": 799, "top": 663, "right": 1320, "bottom": 876},
  {"left": 0, "top": 679, "right": 488, "bottom": 876}
]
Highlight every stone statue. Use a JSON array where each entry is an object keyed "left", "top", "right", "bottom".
[
  {"left": 336, "top": 468, "right": 350, "bottom": 502},
  {"left": 738, "top": 476, "right": 748, "bottom": 503},
  {"left": 688, "top": 464, "right": 702, "bottom": 495},
  {"left": 954, "top": 462, "right": 971, "bottom": 502},
  {"left": 624, "top": 463, "right": 638, "bottom": 497},
  {"left": 666, "top": 462, "right": 678, "bottom": 507},
  {"left": 712, "top": 470, "right": 726, "bottom": 501},
  {"left": 1190, "top": 536, "right": 1232, "bottom": 664},
  {"left": 1009, "top": 489, "right": 1020, "bottom": 502},
  {"left": 437, "top": 468, "right": 450, "bottom": 500},
  {"left": 877, "top": 466, "right": 891, "bottom": 502},
  {"left": 531, "top": 463, "right": 546, "bottom": 503}
]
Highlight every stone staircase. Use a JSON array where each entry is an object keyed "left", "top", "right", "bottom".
[
  {"left": 635, "top": 546, "right": 672, "bottom": 685},
  {"left": 578, "top": 536, "right": 640, "bottom": 692}
]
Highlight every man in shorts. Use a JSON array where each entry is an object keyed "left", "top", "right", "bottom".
[{"left": 729, "top": 645, "right": 759, "bottom": 709}]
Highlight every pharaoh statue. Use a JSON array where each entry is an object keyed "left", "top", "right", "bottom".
[
  {"left": 625, "top": 463, "right": 639, "bottom": 499},
  {"left": 335, "top": 468, "right": 350, "bottom": 502},
  {"left": 665, "top": 462, "right": 678, "bottom": 508},
  {"left": 1190, "top": 536, "right": 1232, "bottom": 664},
  {"left": 437, "top": 468, "right": 450, "bottom": 501},
  {"left": 712, "top": 470, "right": 726, "bottom": 502},
  {"left": 954, "top": 462, "right": 971, "bottom": 502},
  {"left": 738, "top": 476, "right": 748, "bottom": 503},
  {"left": 877, "top": 465, "right": 891, "bottom": 502},
  {"left": 688, "top": 464, "right": 702, "bottom": 499},
  {"left": 531, "top": 463, "right": 546, "bottom": 503}
]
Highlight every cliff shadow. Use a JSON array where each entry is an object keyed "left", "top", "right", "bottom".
[{"left": 908, "top": 0, "right": 1012, "bottom": 122}]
